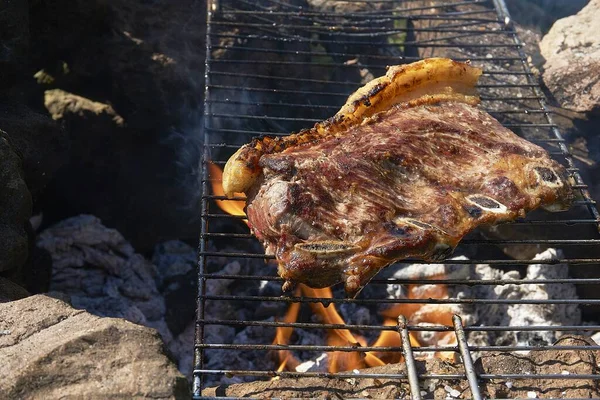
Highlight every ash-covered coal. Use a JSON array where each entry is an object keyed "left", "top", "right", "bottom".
[
  {"left": 385, "top": 249, "right": 581, "bottom": 352},
  {"left": 202, "top": 246, "right": 583, "bottom": 386}
]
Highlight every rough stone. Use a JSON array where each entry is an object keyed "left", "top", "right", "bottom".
[
  {"left": 0, "top": 277, "right": 29, "bottom": 303},
  {"left": 540, "top": 0, "right": 600, "bottom": 113},
  {"left": 0, "top": 130, "right": 31, "bottom": 274},
  {"left": 44, "top": 89, "right": 124, "bottom": 126},
  {"left": 0, "top": 0, "right": 29, "bottom": 85},
  {"left": 0, "top": 294, "right": 190, "bottom": 399},
  {"left": 0, "top": 100, "right": 69, "bottom": 198}
]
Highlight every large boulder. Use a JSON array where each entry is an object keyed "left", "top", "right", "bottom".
[
  {"left": 37, "top": 215, "right": 196, "bottom": 377},
  {"left": 0, "top": 277, "right": 29, "bottom": 303},
  {"left": 0, "top": 130, "right": 31, "bottom": 275},
  {"left": 0, "top": 100, "right": 69, "bottom": 198},
  {"left": 0, "top": 1, "right": 29, "bottom": 85},
  {"left": 0, "top": 294, "right": 190, "bottom": 399},
  {"left": 540, "top": 0, "right": 600, "bottom": 114}
]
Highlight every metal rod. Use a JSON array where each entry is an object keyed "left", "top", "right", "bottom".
[
  {"left": 398, "top": 315, "right": 422, "bottom": 400},
  {"left": 196, "top": 342, "right": 600, "bottom": 353},
  {"left": 193, "top": 0, "right": 214, "bottom": 395},
  {"left": 198, "top": 274, "right": 600, "bottom": 285},
  {"left": 193, "top": 368, "right": 600, "bottom": 380},
  {"left": 453, "top": 315, "right": 482, "bottom": 400},
  {"left": 198, "top": 318, "right": 600, "bottom": 333},
  {"left": 199, "top": 294, "right": 600, "bottom": 305}
]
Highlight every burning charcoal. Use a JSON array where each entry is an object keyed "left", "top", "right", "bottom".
[
  {"left": 499, "top": 248, "right": 581, "bottom": 347},
  {"left": 295, "top": 353, "right": 328, "bottom": 373},
  {"left": 168, "top": 321, "right": 196, "bottom": 378},
  {"left": 339, "top": 304, "right": 371, "bottom": 326},
  {"left": 205, "top": 317, "right": 277, "bottom": 385},
  {"left": 153, "top": 240, "right": 197, "bottom": 336},
  {"left": 456, "top": 249, "right": 581, "bottom": 349},
  {"left": 37, "top": 215, "right": 166, "bottom": 327}
]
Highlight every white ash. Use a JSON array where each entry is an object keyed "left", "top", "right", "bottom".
[
  {"left": 295, "top": 353, "right": 328, "bottom": 373},
  {"left": 463, "top": 248, "right": 581, "bottom": 348},
  {"left": 386, "top": 249, "right": 581, "bottom": 350}
]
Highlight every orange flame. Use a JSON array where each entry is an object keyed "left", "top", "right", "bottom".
[
  {"left": 207, "top": 164, "right": 458, "bottom": 371},
  {"left": 299, "top": 285, "right": 385, "bottom": 371},
  {"left": 272, "top": 288, "right": 301, "bottom": 373},
  {"left": 207, "top": 162, "right": 247, "bottom": 223}
]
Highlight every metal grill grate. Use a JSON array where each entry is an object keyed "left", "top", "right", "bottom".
[{"left": 195, "top": 0, "right": 600, "bottom": 398}]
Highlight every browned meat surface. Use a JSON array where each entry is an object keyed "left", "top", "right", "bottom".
[{"left": 223, "top": 59, "right": 574, "bottom": 297}]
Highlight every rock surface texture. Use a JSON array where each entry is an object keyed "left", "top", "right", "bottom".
[
  {"left": 0, "top": 130, "right": 31, "bottom": 275},
  {"left": 36, "top": 215, "right": 197, "bottom": 378},
  {"left": 540, "top": 0, "right": 600, "bottom": 113},
  {"left": 0, "top": 294, "right": 190, "bottom": 399}
]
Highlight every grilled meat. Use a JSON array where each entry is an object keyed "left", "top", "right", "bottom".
[{"left": 222, "top": 58, "right": 573, "bottom": 297}]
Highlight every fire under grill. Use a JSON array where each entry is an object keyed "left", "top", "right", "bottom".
[{"left": 195, "top": 0, "right": 600, "bottom": 398}]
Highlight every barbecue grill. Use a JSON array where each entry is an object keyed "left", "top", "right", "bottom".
[{"left": 195, "top": 0, "right": 600, "bottom": 398}]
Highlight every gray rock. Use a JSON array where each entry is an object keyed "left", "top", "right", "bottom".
[
  {"left": 540, "top": 0, "right": 600, "bottom": 113},
  {"left": 0, "top": 0, "right": 29, "bottom": 84},
  {"left": 0, "top": 277, "right": 29, "bottom": 303},
  {"left": 37, "top": 215, "right": 165, "bottom": 326},
  {"left": 0, "top": 130, "right": 31, "bottom": 274},
  {"left": 0, "top": 294, "right": 190, "bottom": 399},
  {"left": 153, "top": 240, "right": 197, "bottom": 336},
  {"left": 0, "top": 101, "right": 69, "bottom": 197}
]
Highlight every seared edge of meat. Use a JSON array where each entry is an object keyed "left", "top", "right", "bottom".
[
  {"left": 245, "top": 100, "right": 573, "bottom": 297},
  {"left": 222, "top": 58, "right": 482, "bottom": 197}
]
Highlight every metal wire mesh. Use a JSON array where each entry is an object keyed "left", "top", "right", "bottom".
[{"left": 195, "top": 0, "right": 600, "bottom": 398}]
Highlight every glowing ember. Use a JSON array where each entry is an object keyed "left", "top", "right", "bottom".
[{"left": 207, "top": 162, "right": 247, "bottom": 222}]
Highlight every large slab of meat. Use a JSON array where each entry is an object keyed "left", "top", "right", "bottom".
[{"left": 222, "top": 58, "right": 573, "bottom": 297}]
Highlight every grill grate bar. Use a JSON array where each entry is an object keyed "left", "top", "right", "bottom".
[
  {"left": 221, "top": 8, "right": 497, "bottom": 26},
  {"left": 204, "top": 128, "right": 568, "bottom": 139},
  {"left": 208, "top": 31, "right": 510, "bottom": 47},
  {"left": 201, "top": 294, "right": 600, "bottom": 306},
  {"left": 201, "top": 213, "right": 599, "bottom": 224},
  {"left": 208, "top": 58, "right": 537, "bottom": 72},
  {"left": 207, "top": 71, "right": 535, "bottom": 86},
  {"left": 198, "top": 319, "right": 600, "bottom": 333},
  {"left": 199, "top": 275, "right": 600, "bottom": 285},
  {"left": 194, "top": 368, "right": 600, "bottom": 381},
  {"left": 206, "top": 83, "right": 539, "bottom": 95},
  {"left": 399, "top": 315, "right": 422, "bottom": 400},
  {"left": 238, "top": 0, "right": 493, "bottom": 13},
  {"left": 203, "top": 101, "right": 554, "bottom": 114},
  {"left": 221, "top": 9, "right": 495, "bottom": 20},
  {"left": 197, "top": 343, "right": 600, "bottom": 353},
  {"left": 453, "top": 315, "right": 483, "bottom": 400},
  {"left": 198, "top": 249, "right": 600, "bottom": 263},
  {"left": 205, "top": 113, "right": 560, "bottom": 128},
  {"left": 208, "top": 44, "right": 524, "bottom": 61}
]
